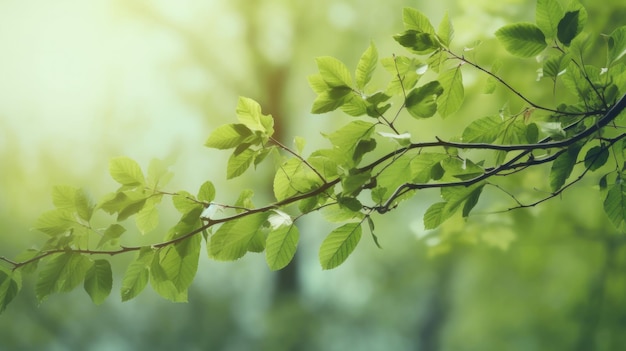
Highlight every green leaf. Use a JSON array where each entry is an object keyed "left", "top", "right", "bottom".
[
  {"left": 273, "top": 158, "right": 320, "bottom": 201},
  {"left": 266, "top": 225, "right": 299, "bottom": 271},
  {"left": 440, "top": 183, "right": 485, "bottom": 221},
  {"left": 462, "top": 185, "right": 484, "bottom": 217},
  {"left": 536, "top": 0, "right": 564, "bottom": 38},
  {"left": 36, "top": 253, "right": 92, "bottom": 302},
  {"left": 308, "top": 74, "right": 329, "bottom": 94},
  {"left": 52, "top": 185, "right": 78, "bottom": 209},
  {"left": 109, "top": 156, "right": 145, "bottom": 187},
  {"left": 319, "top": 223, "right": 362, "bottom": 270},
  {"left": 311, "top": 86, "right": 352, "bottom": 114},
  {"left": 326, "top": 120, "right": 376, "bottom": 150},
  {"left": 341, "top": 171, "right": 371, "bottom": 196},
  {"left": 157, "top": 235, "right": 201, "bottom": 297},
  {"left": 402, "top": 7, "right": 435, "bottom": 34},
  {"left": 209, "top": 213, "right": 270, "bottom": 261},
  {"left": 437, "top": 12, "right": 454, "bottom": 47},
  {"left": 74, "top": 188, "right": 94, "bottom": 222},
  {"left": 462, "top": 115, "right": 502, "bottom": 143},
  {"left": 135, "top": 199, "right": 159, "bottom": 235},
  {"left": 394, "top": 30, "right": 440, "bottom": 55},
  {"left": 604, "top": 181, "right": 626, "bottom": 229},
  {"left": 608, "top": 26, "right": 626, "bottom": 64},
  {"left": 423, "top": 202, "right": 447, "bottom": 230},
  {"left": 197, "top": 181, "right": 216, "bottom": 203},
  {"left": 405, "top": 80, "right": 444, "bottom": 118},
  {"left": 146, "top": 158, "right": 174, "bottom": 189},
  {"left": 83, "top": 260, "right": 112, "bottom": 305},
  {"left": 438, "top": 67, "right": 464, "bottom": 117},
  {"left": 204, "top": 123, "right": 253, "bottom": 149},
  {"left": 150, "top": 255, "right": 186, "bottom": 303},
  {"left": 0, "top": 268, "right": 20, "bottom": 313},
  {"left": 236, "top": 97, "right": 274, "bottom": 136},
  {"left": 227, "top": 148, "right": 256, "bottom": 179},
  {"left": 549, "top": 145, "right": 582, "bottom": 191},
  {"left": 355, "top": 42, "right": 378, "bottom": 90},
  {"left": 410, "top": 153, "right": 449, "bottom": 183},
  {"left": 377, "top": 156, "right": 414, "bottom": 201},
  {"left": 34, "top": 209, "right": 73, "bottom": 236},
  {"left": 440, "top": 158, "right": 484, "bottom": 180},
  {"left": 584, "top": 146, "right": 609, "bottom": 171},
  {"left": 495, "top": 23, "right": 547, "bottom": 57},
  {"left": 542, "top": 53, "right": 570, "bottom": 80},
  {"left": 121, "top": 248, "right": 154, "bottom": 302},
  {"left": 315, "top": 56, "right": 353, "bottom": 88},
  {"left": 557, "top": 8, "right": 587, "bottom": 46},
  {"left": 97, "top": 224, "right": 126, "bottom": 248}
]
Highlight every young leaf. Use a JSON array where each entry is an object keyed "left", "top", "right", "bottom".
[
  {"left": 535, "top": 0, "right": 564, "bottom": 38},
  {"left": 266, "top": 225, "right": 299, "bottom": 271},
  {"left": 204, "top": 123, "right": 253, "bottom": 150},
  {"left": 356, "top": 42, "right": 378, "bottom": 90},
  {"left": 0, "top": 268, "right": 20, "bottom": 313},
  {"left": 402, "top": 7, "right": 435, "bottom": 34},
  {"left": 608, "top": 26, "right": 626, "bottom": 65},
  {"left": 495, "top": 23, "right": 547, "bottom": 57},
  {"left": 109, "top": 156, "right": 145, "bottom": 187},
  {"left": 121, "top": 248, "right": 155, "bottom": 302},
  {"left": 34, "top": 209, "right": 73, "bottom": 236},
  {"left": 36, "top": 253, "right": 92, "bottom": 302},
  {"left": 405, "top": 80, "right": 444, "bottom": 118},
  {"left": 319, "top": 223, "right": 362, "bottom": 270},
  {"left": 410, "top": 153, "right": 448, "bottom": 183},
  {"left": 83, "top": 260, "right": 112, "bottom": 305},
  {"left": 438, "top": 67, "right": 464, "bottom": 118},
  {"left": 197, "top": 181, "right": 216, "bottom": 203},
  {"left": 437, "top": 12, "right": 454, "bottom": 47},
  {"left": 557, "top": 7, "right": 587, "bottom": 46},
  {"left": 315, "top": 56, "right": 353, "bottom": 88},
  {"left": 52, "top": 185, "right": 78, "bottom": 209},
  {"left": 135, "top": 200, "right": 159, "bottom": 235},
  {"left": 226, "top": 148, "right": 256, "bottom": 179},
  {"left": 549, "top": 145, "right": 582, "bottom": 192},
  {"left": 236, "top": 97, "right": 274, "bottom": 136}
]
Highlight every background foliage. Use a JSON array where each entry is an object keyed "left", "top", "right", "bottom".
[{"left": 1, "top": 0, "right": 626, "bottom": 350}]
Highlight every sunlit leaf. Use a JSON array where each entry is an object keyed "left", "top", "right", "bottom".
[
  {"left": 208, "top": 213, "right": 270, "bottom": 261},
  {"left": 355, "top": 42, "right": 378, "bottom": 90},
  {"left": 536, "top": 0, "right": 564, "bottom": 38},
  {"left": 402, "top": 7, "right": 435, "bottom": 34},
  {"left": 437, "top": 12, "right": 454, "bottom": 47},
  {"left": 204, "top": 123, "right": 254, "bottom": 150},
  {"left": 495, "top": 23, "right": 547, "bottom": 57},
  {"left": 319, "top": 223, "right": 362, "bottom": 270},
  {"left": 36, "top": 253, "right": 92, "bottom": 302},
  {"left": 315, "top": 56, "right": 353, "bottom": 88},
  {"left": 438, "top": 67, "right": 464, "bottom": 117},
  {"left": 109, "top": 156, "right": 145, "bottom": 187},
  {"left": 266, "top": 225, "right": 299, "bottom": 271},
  {"left": 608, "top": 26, "right": 626, "bottom": 64}
]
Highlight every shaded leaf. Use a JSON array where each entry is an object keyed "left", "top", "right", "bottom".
[{"left": 83, "top": 260, "right": 112, "bottom": 305}]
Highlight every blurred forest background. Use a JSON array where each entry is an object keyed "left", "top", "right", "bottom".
[{"left": 1, "top": 0, "right": 626, "bottom": 350}]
